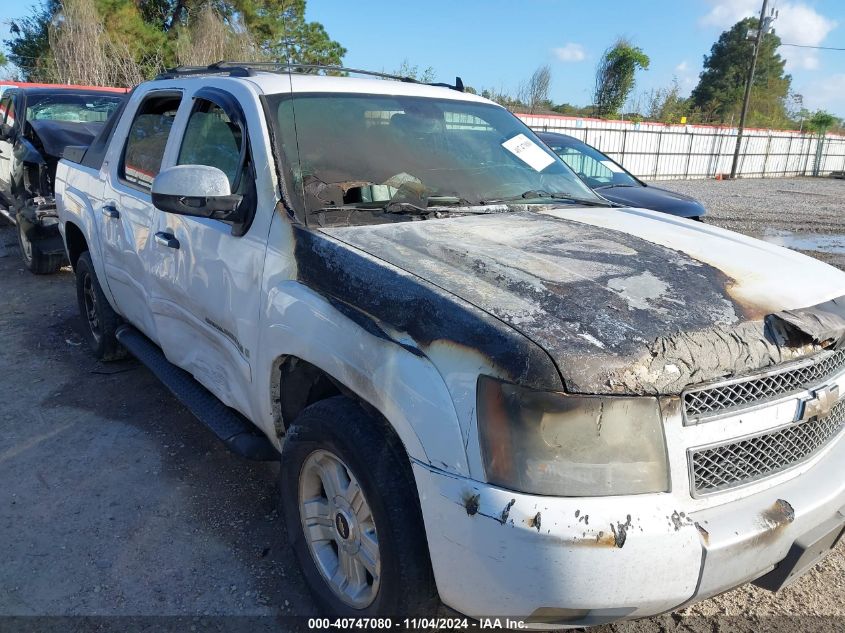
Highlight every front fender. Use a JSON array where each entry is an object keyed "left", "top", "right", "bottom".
[
  {"left": 257, "top": 280, "right": 470, "bottom": 476},
  {"left": 57, "top": 177, "right": 117, "bottom": 310}
]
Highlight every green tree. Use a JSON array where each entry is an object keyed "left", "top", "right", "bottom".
[
  {"left": 5, "top": 0, "right": 345, "bottom": 83},
  {"left": 691, "top": 17, "right": 791, "bottom": 126},
  {"left": 645, "top": 79, "right": 690, "bottom": 124},
  {"left": 5, "top": 1, "right": 56, "bottom": 80},
  {"left": 806, "top": 110, "right": 837, "bottom": 135},
  {"left": 593, "top": 39, "right": 650, "bottom": 118},
  {"left": 393, "top": 60, "right": 436, "bottom": 83},
  {"left": 235, "top": 0, "right": 345, "bottom": 68}
]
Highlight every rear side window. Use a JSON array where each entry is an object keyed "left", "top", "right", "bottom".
[{"left": 120, "top": 93, "right": 181, "bottom": 189}]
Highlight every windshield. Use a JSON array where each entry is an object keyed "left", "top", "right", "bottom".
[
  {"left": 26, "top": 93, "right": 124, "bottom": 124},
  {"left": 544, "top": 137, "right": 640, "bottom": 189},
  {"left": 267, "top": 93, "right": 603, "bottom": 223}
]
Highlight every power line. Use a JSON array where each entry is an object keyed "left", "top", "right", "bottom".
[{"left": 779, "top": 43, "right": 845, "bottom": 51}]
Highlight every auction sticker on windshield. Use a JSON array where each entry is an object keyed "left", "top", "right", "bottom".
[{"left": 502, "top": 134, "right": 556, "bottom": 172}]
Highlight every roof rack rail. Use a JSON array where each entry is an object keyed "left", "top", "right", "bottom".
[{"left": 154, "top": 61, "right": 465, "bottom": 92}]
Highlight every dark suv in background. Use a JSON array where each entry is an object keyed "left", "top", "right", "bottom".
[
  {"left": 537, "top": 131, "right": 706, "bottom": 220},
  {"left": 0, "top": 83, "right": 126, "bottom": 273}
]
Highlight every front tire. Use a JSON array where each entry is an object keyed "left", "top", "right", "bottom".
[
  {"left": 280, "top": 396, "right": 438, "bottom": 616},
  {"left": 17, "top": 221, "right": 63, "bottom": 274},
  {"left": 75, "top": 252, "right": 125, "bottom": 361}
]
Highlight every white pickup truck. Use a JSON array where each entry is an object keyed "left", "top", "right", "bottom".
[{"left": 55, "top": 63, "right": 845, "bottom": 626}]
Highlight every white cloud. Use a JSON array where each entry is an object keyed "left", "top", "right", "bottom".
[
  {"left": 674, "top": 60, "right": 697, "bottom": 93},
  {"left": 699, "top": 1, "right": 837, "bottom": 71},
  {"left": 552, "top": 43, "right": 586, "bottom": 62},
  {"left": 801, "top": 73, "right": 845, "bottom": 116},
  {"left": 699, "top": 0, "right": 759, "bottom": 28}
]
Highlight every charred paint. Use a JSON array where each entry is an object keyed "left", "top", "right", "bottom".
[
  {"left": 571, "top": 529, "right": 618, "bottom": 548},
  {"left": 463, "top": 492, "right": 481, "bottom": 517},
  {"left": 292, "top": 224, "right": 563, "bottom": 391},
  {"left": 499, "top": 499, "right": 516, "bottom": 525},
  {"left": 610, "top": 515, "right": 633, "bottom": 548},
  {"left": 755, "top": 499, "right": 796, "bottom": 545},
  {"left": 315, "top": 212, "right": 828, "bottom": 395},
  {"left": 767, "top": 296, "right": 845, "bottom": 351},
  {"left": 762, "top": 499, "right": 796, "bottom": 529}
]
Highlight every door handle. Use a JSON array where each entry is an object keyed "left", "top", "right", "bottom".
[
  {"left": 101, "top": 205, "right": 120, "bottom": 219},
  {"left": 154, "top": 231, "right": 180, "bottom": 249}
]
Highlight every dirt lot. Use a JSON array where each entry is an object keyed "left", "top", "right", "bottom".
[{"left": 0, "top": 176, "right": 843, "bottom": 632}]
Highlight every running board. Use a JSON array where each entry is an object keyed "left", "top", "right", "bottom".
[{"left": 115, "top": 325, "right": 279, "bottom": 461}]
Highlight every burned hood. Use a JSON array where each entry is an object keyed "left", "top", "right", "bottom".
[
  {"left": 28, "top": 120, "right": 104, "bottom": 159},
  {"left": 322, "top": 207, "right": 845, "bottom": 395}
]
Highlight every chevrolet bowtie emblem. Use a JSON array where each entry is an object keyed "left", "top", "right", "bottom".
[{"left": 799, "top": 384, "right": 840, "bottom": 422}]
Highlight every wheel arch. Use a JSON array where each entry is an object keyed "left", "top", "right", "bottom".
[
  {"left": 64, "top": 220, "right": 89, "bottom": 270},
  {"left": 260, "top": 282, "right": 471, "bottom": 478}
]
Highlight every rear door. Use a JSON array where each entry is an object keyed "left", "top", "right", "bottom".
[
  {"left": 147, "top": 85, "right": 272, "bottom": 418},
  {"left": 99, "top": 90, "right": 183, "bottom": 340}
]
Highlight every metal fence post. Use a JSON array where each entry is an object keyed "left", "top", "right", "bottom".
[
  {"left": 684, "top": 132, "right": 693, "bottom": 179},
  {"left": 654, "top": 129, "right": 663, "bottom": 179},
  {"left": 762, "top": 133, "right": 772, "bottom": 178},
  {"left": 783, "top": 135, "right": 793, "bottom": 177},
  {"left": 620, "top": 128, "right": 628, "bottom": 167},
  {"left": 803, "top": 135, "right": 813, "bottom": 176}
]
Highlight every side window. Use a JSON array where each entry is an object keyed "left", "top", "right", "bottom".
[
  {"left": 178, "top": 100, "right": 243, "bottom": 189},
  {"left": 120, "top": 94, "right": 181, "bottom": 189},
  {"left": 553, "top": 145, "right": 613, "bottom": 181},
  {"left": 0, "top": 95, "right": 16, "bottom": 128},
  {"left": 177, "top": 96, "right": 256, "bottom": 235}
]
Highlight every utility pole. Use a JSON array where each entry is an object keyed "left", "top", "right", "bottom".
[{"left": 729, "top": 0, "right": 776, "bottom": 179}]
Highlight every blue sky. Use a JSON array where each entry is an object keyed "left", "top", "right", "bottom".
[{"left": 3, "top": 0, "right": 844, "bottom": 116}]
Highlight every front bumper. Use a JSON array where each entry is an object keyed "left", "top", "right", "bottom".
[
  {"left": 17, "top": 197, "right": 64, "bottom": 255},
  {"left": 414, "top": 430, "right": 845, "bottom": 626}
]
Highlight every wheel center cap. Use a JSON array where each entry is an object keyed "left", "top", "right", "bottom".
[{"left": 335, "top": 511, "right": 351, "bottom": 540}]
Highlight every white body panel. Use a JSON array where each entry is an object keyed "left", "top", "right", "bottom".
[{"left": 54, "top": 71, "right": 845, "bottom": 624}]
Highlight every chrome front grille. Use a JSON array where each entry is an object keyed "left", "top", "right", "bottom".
[
  {"left": 684, "top": 350, "right": 845, "bottom": 420},
  {"left": 690, "top": 399, "right": 845, "bottom": 495}
]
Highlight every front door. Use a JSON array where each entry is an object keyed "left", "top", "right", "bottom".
[{"left": 147, "top": 87, "right": 272, "bottom": 419}]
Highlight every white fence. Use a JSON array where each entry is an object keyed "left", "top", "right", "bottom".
[{"left": 519, "top": 113, "right": 845, "bottom": 181}]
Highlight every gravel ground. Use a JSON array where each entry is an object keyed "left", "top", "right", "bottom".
[
  {"left": 652, "top": 176, "right": 845, "bottom": 271},
  {"left": 1, "top": 177, "right": 844, "bottom": 633}
]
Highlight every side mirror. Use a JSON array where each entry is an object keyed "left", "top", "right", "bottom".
[
  {"left": 0, "top": 123, "right": 15, "bottom": 141},
  {"left": 151, "top": 165, "right": 244, "bottom": 223}
]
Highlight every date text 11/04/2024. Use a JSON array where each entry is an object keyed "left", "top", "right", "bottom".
[{"left": 307, "top": 618, "right": 527, "bottom": 629}]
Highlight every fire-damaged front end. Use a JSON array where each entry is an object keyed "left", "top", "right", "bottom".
[
  {"left": 308, "top": 207, "right": 845, "bottom": 625},
  {"left": 267, "top": 85, "right": 844, "bottom": 624}
]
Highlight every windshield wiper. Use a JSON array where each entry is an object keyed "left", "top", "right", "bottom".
[
  {"left": 480, "top": 190, "right": 612, "bottom": 207},
  {"left": 594, "top": 183, "right": 638, "bottom": 190}
]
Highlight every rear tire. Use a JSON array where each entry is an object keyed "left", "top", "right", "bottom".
[
  {"left": 17, "top": 221, "right": 64, "bottom": 274},
  {"left": 280, "top": 396, "right": 438, "bottom": 617},
  {"left": 75, "top": 252, "right": 125, "bottom": 361}
]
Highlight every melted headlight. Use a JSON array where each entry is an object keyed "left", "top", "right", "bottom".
[{"left": 477, "top": 376, "right": 670, "bottom": 496}]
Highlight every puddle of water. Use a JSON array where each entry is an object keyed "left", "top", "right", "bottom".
[{"left": 760, "top": 229, "right": 845, "bottom": 255}]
